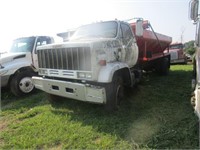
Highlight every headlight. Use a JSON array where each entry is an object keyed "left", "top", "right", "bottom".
[
  {"left": 78, "top": 72, "right": 86, "bottom": 78},
  {"left": 77, "top": 72, "right": 92, "bottom": 79},
  {"left": 85, "top": 73, "right": 92, "bottom": 79},
  {"left": 39, "top": 69, "right": 48, "bottom": 75}
]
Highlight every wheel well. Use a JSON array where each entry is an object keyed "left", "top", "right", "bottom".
[
  {"left": 113, "top": 68, "right": 132, "bottom": 87},
  {"left": 8, "top": 66, "right": 36, "bottom": 86}
]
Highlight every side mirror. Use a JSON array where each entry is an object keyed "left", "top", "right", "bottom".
[
  {"left": 135, "top": 19, "right": 143, "bottom": 37},
  {"left": 189, "top": 0, "right": 199, "bottom": 21}
]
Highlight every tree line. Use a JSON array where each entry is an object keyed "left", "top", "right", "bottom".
[{"left": 184, "top": 40, "right": 195, "bottom": 56}]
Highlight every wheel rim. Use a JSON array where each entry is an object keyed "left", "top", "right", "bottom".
[{"left": 19, "top": 77, "right": 34, "bottom": 93}]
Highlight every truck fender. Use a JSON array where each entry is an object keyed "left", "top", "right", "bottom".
[
  {"left": 98, "top": 62, "right": 132, "bottom": 84},
  {"left": 2, "top": 60, "right": 35, "bottom": 77},
  {"left": 1, "top": 52, "right": 35, "bottom": 75}
]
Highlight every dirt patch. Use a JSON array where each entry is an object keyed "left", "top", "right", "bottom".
[
  {"left": 127, "top": 117, "right": 160, "bottom": 144},
  {"left": 0, "top": 119, "right": 9, "bottom": 131},
  {"left": 0, "top": 118, "right": 9, "bottom": 147}
]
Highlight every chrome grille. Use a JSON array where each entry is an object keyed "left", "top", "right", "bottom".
[{"left": 38, "top": 47, "right": 91, "bottom": 71}]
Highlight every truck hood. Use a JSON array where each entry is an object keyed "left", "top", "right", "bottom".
[
  {"left": 169, "top": 49, "right": 180, "bottom": 52},
  {"left": 0, "top": 52, "right": 27, "bottom": 64},
  {"left": 37, "top": 38, "right": 120, "bottom": 50}
]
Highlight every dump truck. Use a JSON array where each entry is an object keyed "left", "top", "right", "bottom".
[
  {"left": 0, "top": 36, "right": 54, "bottom": 96},
  {"left": 189, "top": 0, "right": 200, "bottom": 118},
  {"left": 169, "top": 43, "right": 187, "bottom": 64},
  {"left": 32, "top": 19, "right": 172, "bottom": 110}
]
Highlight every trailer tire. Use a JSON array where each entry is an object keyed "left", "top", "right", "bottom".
[
  {"left": 10, "top": 71, "right": 35, "bottom": 96},
  {"left": 156, "top": 58, "right": 169, "bottom": 75},
  {"left": 105, "top": 75, "right": 124, "bottom": 111},
  {"left": 162, "top": 58, "right": 169, "bottom": 75}
]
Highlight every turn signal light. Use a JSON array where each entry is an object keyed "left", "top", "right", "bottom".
[
  {"left": 143, "top": 57, "right": 148, "bottom": 61},
  {"left": 99, "top": 60, "right": 106, "bottom": 66}
]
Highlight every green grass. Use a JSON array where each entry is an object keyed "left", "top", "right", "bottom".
[{"left": 0, "top": 64, "right": 199, "bottom": 149}]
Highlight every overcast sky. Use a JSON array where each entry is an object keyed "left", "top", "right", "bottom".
[{"left": 0, "top": 0, "right": 196, "bottom": 52}]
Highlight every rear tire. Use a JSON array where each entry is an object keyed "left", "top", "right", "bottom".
[
  {"left": 156, "top": 58, "right": 169, "bottom": 75},
  {"left": 105, "top": 75, "right": 124, "bottom": 111},
  {"left": 10, "top": 71, "right": 35, "bottom": 96}
]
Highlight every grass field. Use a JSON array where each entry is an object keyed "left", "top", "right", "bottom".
[{"left": 0, "top": 64, "right": 199, "bottom": 149}]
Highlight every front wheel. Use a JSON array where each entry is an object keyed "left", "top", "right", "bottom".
[
  {"left": 10, "top": 71, "right": 35, "bottom": 96},
  {"left": 105, "top": 75, "right": 124, "bottom": 111}
]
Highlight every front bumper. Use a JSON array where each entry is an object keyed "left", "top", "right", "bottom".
[
  {"left": 32, "top": 76, "right": 106, "bottom": 104},
  {"left": 170, "top": 58, "right": 186, "bottom": 64},
  {"left": 0, "top": 75, "right": 10, "bottom": 87}
]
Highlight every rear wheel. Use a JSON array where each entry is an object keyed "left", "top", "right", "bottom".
[
  {"left": 10, "top": 71, "right": 35, "bottom": 96},
  {"left": 156, "top": 58, "right": 169, "bottom": 75},
  {"left": 105, "top": 75, "right": 124, "bottom": 111}
]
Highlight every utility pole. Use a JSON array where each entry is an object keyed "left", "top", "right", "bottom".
[{"left": 180, "top": 26, "right": 185, "bottom": 43}]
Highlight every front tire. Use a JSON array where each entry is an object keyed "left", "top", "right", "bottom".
[
  {"left": 10, "top": 71, "right": 35, "bottom": 96},
  {"left": 105, "top": 75, "right": 124, "bottom": 111}
]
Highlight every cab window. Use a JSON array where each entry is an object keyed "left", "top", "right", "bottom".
[
  {"left": 120, "top": 23, "right": 134, "bottom": 45},
  {"left": 35, "top": 37, "right": 52, "bottom": 53}
]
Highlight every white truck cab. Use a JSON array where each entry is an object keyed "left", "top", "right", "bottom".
[{"left": 0, "top": 36, "right": 54, "bottom": 96}]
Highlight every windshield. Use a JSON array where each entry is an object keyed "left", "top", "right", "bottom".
[
  {"left": 169, "top": 44, "right": 183, "bottom": 50},
  {"left": 71, "top": 21, "right": 118, "bottom": 40},
  {"left": 10, "top": 37, "right": 36, "bottom": 53}
]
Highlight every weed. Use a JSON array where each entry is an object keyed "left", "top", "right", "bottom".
[{"left": 0, "top": 65, "right": 199, "bottom": 149}]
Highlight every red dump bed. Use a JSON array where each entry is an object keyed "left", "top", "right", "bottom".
[{"left": 130, "top": 20, "right": 172, "bottom": 63}]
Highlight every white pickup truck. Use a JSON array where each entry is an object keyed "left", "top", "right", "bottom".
[{"left": 0, "top": 36, "right": 54, "bottom": 96}]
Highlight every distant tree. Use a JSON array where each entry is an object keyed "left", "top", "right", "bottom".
[{"left": 184, "top": 40, "right": 196, "bottom": 55}]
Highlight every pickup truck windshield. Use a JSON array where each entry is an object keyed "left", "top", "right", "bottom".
[
  {"left": 71, "top": 21, "right": 118, "bottom": 40},
  {"left": 10, "top": 37, "right": 35, "bottom": 53}
]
